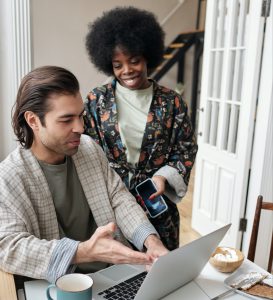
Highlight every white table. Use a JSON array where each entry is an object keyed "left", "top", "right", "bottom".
[
  {"left": 163, "top": 260, "right": 255, "bottom": 300},
  {"left": 22, "top": 260, "right": 269, "bottom": 300}
]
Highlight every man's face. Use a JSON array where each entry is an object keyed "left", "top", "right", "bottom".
[{"left": 32, "top": 92, "right": 85, "bottom": 164}]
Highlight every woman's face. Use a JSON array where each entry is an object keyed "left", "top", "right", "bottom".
[{"left": 112, "top": 47, "right": 150, "bottom": 90}]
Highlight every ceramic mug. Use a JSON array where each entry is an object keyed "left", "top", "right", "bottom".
[{"left": 46, "top": 273, "right": 93, "bottom": 300}]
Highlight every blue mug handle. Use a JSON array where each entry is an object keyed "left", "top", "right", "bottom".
[{"left": 46, "top": 284, "right": 55, "bottom": 300}]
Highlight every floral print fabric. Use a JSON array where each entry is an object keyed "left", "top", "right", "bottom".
[{"left": 84, "top": 79, "right": 198, "bottom": 250}]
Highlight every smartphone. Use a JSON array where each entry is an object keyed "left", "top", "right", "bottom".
[{"left": 135, "top": 178, "right": 168, "bottom": 218}]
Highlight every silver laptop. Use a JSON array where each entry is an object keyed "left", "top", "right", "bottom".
[
  {"left": 24, "top": 224, "right": 230, "bottom": 300},
  {"left": 92, "top": 224, "right": 230, "bottom": 300}
]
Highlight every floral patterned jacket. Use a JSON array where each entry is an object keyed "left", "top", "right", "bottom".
[{"left": 84, "top": 79, "right": 198, "bottom": 193}]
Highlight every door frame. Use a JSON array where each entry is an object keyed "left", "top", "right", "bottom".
[{"left": 242, "top": 0, "right": 272, "bottom": 270}]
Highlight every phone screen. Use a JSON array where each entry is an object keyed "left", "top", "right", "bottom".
[{"left": 136, "top": 179, "right": 168, "bottom": 218}]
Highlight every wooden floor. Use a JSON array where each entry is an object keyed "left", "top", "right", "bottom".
[{"left": 177, "top": 166, "right": 201, "bottom": 246}]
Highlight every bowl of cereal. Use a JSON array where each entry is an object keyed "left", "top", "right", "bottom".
[{"left": 209, "top": 246, "right": 244, "bottom": 273}]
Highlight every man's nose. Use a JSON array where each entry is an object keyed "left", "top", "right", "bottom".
[{"left": 72, "top": 118, "right": 84, "bottom": 134}]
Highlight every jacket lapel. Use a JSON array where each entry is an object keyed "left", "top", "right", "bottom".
[
  {"left": 99, "top": 82, "right": 129, "bottom": 168},
  {"left": 23, "top": 149, "right": 60, "bottom": 239},
  {"left": 72, "top": 136, "right": 116, "bottom": 227}
]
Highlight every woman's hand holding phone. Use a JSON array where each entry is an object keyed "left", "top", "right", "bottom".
[
  {"left": 149, "top": 175, "right": 166, "bottom": 200},
  {"left": 135, "top": 178, "right": 168, "bottom": 218}
]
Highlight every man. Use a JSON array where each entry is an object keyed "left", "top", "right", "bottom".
[{"left": 0, "top": 66, "right": 167, "bottom": 284}]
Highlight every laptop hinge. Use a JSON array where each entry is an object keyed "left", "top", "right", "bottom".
[{"left": 239, "top": 218, "right": 247, "bottom": 232}]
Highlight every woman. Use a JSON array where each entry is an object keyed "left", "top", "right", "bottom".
[{"left": 84, "top": 6, "right": 198, "bottom": 250}]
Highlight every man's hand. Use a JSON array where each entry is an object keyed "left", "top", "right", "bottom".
[
  {"left": 149, "top": 175, "right": 166, "bottom": 199},
  {"left": 73, "top": 222, "right": 153, "bottom": 265},
  {"left": 144, "top": 234, "right": 169, "bottom": 270}
]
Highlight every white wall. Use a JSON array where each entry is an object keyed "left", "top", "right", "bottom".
[
  {"left": 31, "top": 0, "right": 198, "bottom": 97},
  {"left": 0, "top": 0, "right": 199, "bottom": 160}
]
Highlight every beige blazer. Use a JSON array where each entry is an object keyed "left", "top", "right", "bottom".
[{"left": 0, "top": 135, "right": 149, "bottom": 279}]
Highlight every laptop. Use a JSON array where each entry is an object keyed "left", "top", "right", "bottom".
[{"left": 24, "top": 224, "right": 231, "bottom": 300}]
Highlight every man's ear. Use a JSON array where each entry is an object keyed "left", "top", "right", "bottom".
[{"left": 24, "top": 111, "right": 40, "bottom": 131}]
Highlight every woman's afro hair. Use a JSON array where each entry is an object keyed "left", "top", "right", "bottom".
[{"left": 85, "top": 6, "right": 165, "bottom": 76}]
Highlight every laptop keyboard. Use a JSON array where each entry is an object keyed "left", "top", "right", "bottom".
[{"left": 98, "top": 271, "right": 147, "bottom": 300}]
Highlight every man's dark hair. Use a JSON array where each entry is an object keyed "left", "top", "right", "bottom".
[
  {"left": 85, "top": 6, "right": 165, "bottom": 76},
  {"left": 12, "top": 65, "right": 80, "bottom": 149}
]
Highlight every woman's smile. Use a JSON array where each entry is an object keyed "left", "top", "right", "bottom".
[{"left": 112, "top": 47, "right": 150, "bottom": 90}]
